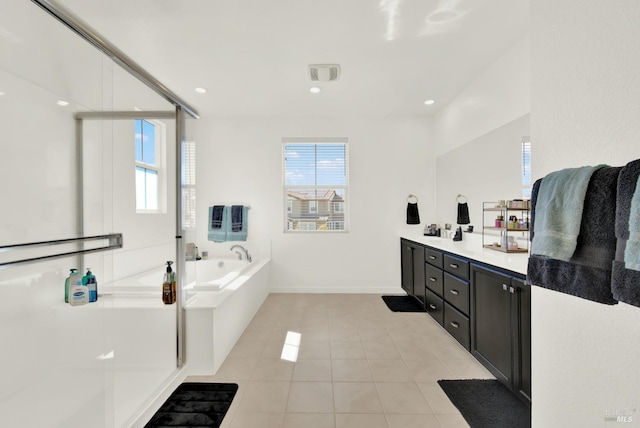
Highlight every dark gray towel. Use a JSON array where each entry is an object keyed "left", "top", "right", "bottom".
[
  {"left": 612, "top": 159, "right": 640, "bottom": 307},
  {"left": 457, "top": 203, "right": 470, "bottom": 225},
  {"left": 406, "top": 202, "right": 420, "bottom": 224},
  {"left": 527, "top": 167, "right": 621, "bottom": 305},
  {"left": 529, "top": 178, "right": 541, "bottom": 242},
  {"left": 210, "top": 205, "right": 224, "bottom": 229},
  {"left": 231, "top": 205, "right": 244, "bottom": 232}
]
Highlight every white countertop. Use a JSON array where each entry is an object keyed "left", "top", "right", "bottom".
[{"left": 400, "top": 228, "right": 529, "bottom": 276}]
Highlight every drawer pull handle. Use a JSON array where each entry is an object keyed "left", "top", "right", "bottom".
[
  {"left": 450, "top": 321, "right": 460, "bottom": 329},
  {"left": 449, "top": 289, "right": 459, "bottom": 295},
  {"left": 509, "top": 286, "right": 516, "bottom": 294},
  {"left": 502, "top": 283, "right": 508, "bottom": 291},
  {"left": 429, "top": 304, "right": 437, "bottom": 310},
  {"left": 449, "top": 263, "right": 459, "bottom": 269},
  {"left": 429, "top": 255, "right": 437, "bottom": 260},
  {"left": 430, "top": 277, "right": 437, "bottom": 282}
]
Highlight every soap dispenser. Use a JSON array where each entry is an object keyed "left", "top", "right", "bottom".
[
  {"left": 162, "top": 261, "right": 176, "bottom": 305},
  {"left": 83, "top": 268, "right": 98, "bottom": 303},
  {"left": 453, "top": 226, "right": 463, "bottom": 241}
]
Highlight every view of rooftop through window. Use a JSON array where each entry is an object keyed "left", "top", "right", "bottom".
[{"left": 283, "top": 141, "right": 348, "bottom": 231}]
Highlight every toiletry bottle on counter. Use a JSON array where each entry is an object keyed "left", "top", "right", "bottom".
[
  {"left": 68, "top": 274, "right": 88, "bottom": 306},
  {"left": 162, "top": 261, "right": 176, "bottom": 305},
  {"left": 83, "top": 268, "right": 98, "bottom": 303},
  {"left": 64, "top": 268, "right": 80, "bottom": 303}
]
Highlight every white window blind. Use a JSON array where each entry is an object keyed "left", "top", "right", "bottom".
[
  {"left": 182, "top": 140, "right": 197, "bottom": 229},
  {"left": 283, "top": 139, "right": 349, "bottom": 232},
  {"left": 522, "top": 136, "right": 532, "bottom": 198}
]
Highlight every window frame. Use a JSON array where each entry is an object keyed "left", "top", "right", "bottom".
[{"left": 282, "top": 138, "right": 349, "bottom": 233}]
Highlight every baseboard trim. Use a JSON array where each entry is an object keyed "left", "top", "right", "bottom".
[{"left": 270, "top": 287, "right": 404, "bottom": 294}]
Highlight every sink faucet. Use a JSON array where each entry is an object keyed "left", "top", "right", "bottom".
[{"left": 230, "top": 245, "right": 252, "bottom": 262}]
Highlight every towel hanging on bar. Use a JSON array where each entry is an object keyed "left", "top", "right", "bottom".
[
  {"left": 406, "top": 194, "right": 420, "bottom": 225},
  {"left": 456, "top": 194, "right": 470, "bottom": 225}
]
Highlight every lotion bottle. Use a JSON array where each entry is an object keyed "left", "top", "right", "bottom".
[
  {"left": 162, "top": 261, "right": 176, "bottom": 304},
  {"left": 68, "top": 274, "right": 88, "bottom": 306},
  {"left": 64, "top": 268, "right": 80, "bottom": 303}
]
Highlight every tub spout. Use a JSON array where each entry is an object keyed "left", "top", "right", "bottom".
[{"left": 230, "top": 245, "right": 252, "bottom": 262}]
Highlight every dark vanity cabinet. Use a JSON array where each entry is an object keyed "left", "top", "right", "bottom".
[
  {"left": 400, "top": 239, "right": 425, "bottom": 307},
  {"left": 399, "top": 238, "right": 531, "bottom": 404},
  {"left": 423, "top": 250, "right": 471, "bottom": 350},
  {"left": 470, "top": 264, "right": 531, "bottom": 402}
]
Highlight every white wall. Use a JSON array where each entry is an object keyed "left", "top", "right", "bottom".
[
  {"left": 196, "top": 116, "right": 435, "bottom": 293},
  {"left": 433, "top": 35, "right": 530, "bottom": 157},
  {"left": 531, "top": 1, "right": 640, "bottom": 426}
]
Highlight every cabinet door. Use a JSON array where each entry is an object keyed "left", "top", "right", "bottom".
[
  {"left": 401, "top": 240, "right": 414, "bottom": 296},
  {"left": 513, "top": 277, "right": 531, "bottom": 402},
  {"left": 470, "top": 265, "right": 513, "bottom": 386},
  {"left": 412, "top": 245, "right": 425, "bottom": 306}
]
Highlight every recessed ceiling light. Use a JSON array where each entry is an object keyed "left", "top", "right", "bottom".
[
  {"left": 424, "top": 99, "right": 435, "bottom": 105},
  {"left": 56, "top": 100, "right": 70, "bottom": 106},
  {"left": 0, "top": 91, "right": 5, "bottom": 96},
  {"left": 195, "top": 87, "right": 207, "bottom": 94},
  {"left": 310, "top": 87, "right": 321, "bottom": 94}
]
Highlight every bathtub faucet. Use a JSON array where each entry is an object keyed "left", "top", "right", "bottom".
[{"left": 230, "top": 245, "right": 252, "bottom": 262}]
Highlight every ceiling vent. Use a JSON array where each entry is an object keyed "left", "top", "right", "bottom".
[{"left": 308, "top": 64, "right": 341, "bottom": 82}]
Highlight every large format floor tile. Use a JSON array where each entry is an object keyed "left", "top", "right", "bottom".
[{"left": 186, "top": 293, "right": 483, "bottom": 428}]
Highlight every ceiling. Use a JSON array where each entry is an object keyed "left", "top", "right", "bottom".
[{"left": 57, "top": 0, "right": 529, "bottom": 118}]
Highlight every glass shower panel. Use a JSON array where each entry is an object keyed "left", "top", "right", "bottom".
[
  {"left": 1, "top": 1, "right": 183, "bottom": 426},
  {"left": 82, "top": 63, "right": 179, "bottom": 427},
  {"left": 0, "top": 1, "right": 110, "bottom": 427}
]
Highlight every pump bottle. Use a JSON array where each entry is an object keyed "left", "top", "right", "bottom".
[{"left": 162, "top": 261, "right": 176, "bottom": 304}]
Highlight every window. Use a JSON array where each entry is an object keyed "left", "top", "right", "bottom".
[
  {"left": 522, "top": 136, "right": 532, "bottom": 198},
  {"left": 182, "top": 140, "right": 197, "bottom": 228},
  {"left": 283, "top": 139, "right": 348, "bottom": 232},
  {"left": 135, "top": 119, "right": 164, "bottom": 212}
]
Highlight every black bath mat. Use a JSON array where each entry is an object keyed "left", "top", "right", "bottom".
[
  {"left": 438, "top": 379, "right": 530, "bottom": 428},
  {"left": 381, "top": 295, "right": 426, "bottom": 312},
  {"left": 144, "top": 382, "right": 238, "bottom": 427}
]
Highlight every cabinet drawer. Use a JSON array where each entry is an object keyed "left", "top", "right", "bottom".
[
  {"left": 425, "top": 287, "right": 444, "bottom": 327},
  {"left": 444, "top": 272, "right": 469, "bottom": 315},
  {"left": 444, "top": 303, "right": 470, "bottom": 351},
  {"left": 444, "top": 254, "right": 469, "bottom": 280},
  {"left": 425, "top": 264, "right": 444, "bottom": 296},
  {"left": 425, "top": 248, "right": 443, "bottom": 268}
]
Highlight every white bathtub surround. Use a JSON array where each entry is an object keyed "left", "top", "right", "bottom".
[{"left": 185, "top": 258, "right": 271, "bottom": 375}]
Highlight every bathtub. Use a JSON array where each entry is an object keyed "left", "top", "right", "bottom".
[
  {"left": 192, "top": 258, "right": 254, "bottom": 291},
  {"left": 104, "top": 258, "right": 254, "bottom": 293}
]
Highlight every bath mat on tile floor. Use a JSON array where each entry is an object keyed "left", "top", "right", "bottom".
[
  {"left": 144, "top": 382, "right": 238, "bottom": 427},
  {"left": 381, "top": 295, "right": 426, "bottom": 312},
  {"left": 438, "top": 379, "right": 530, "bottom": 428}
]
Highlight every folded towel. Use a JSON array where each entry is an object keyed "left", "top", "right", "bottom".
[
  {"left": 231, "top": 205, "right": 244, "bottom": 232},
  {"left": 612, "top": 159, "right": 640, "bottom": 307},
  {"left": 527, "top": 166, "right": 620, "bottom": 305},
  {"left": 457, "top": 203, "right": 470, "bottom": 225},
  {"left": 406, "top": 202, "right": 420, "bottom": 225},
  {"left": 210, "top": 205, "right": 224, "bottom": 229},
  {"left": 615, "top": 159, "right": 640, "bottom": 242},
  {"left": 530, "top": 165, "right": 605, "bottom": 261},
  {"left": 624, "top": 175, "right": 640, "bottom": 271},
  {"left": 208, "top": 206, "right": 229, "bottom": 242},
  {"left": 227, "top": 206, "right": 248, "bottom": 241}
]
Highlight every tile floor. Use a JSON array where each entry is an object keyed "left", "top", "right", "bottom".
[{"left": 187, "top": 293, "right": 495, "bottom": 428}]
